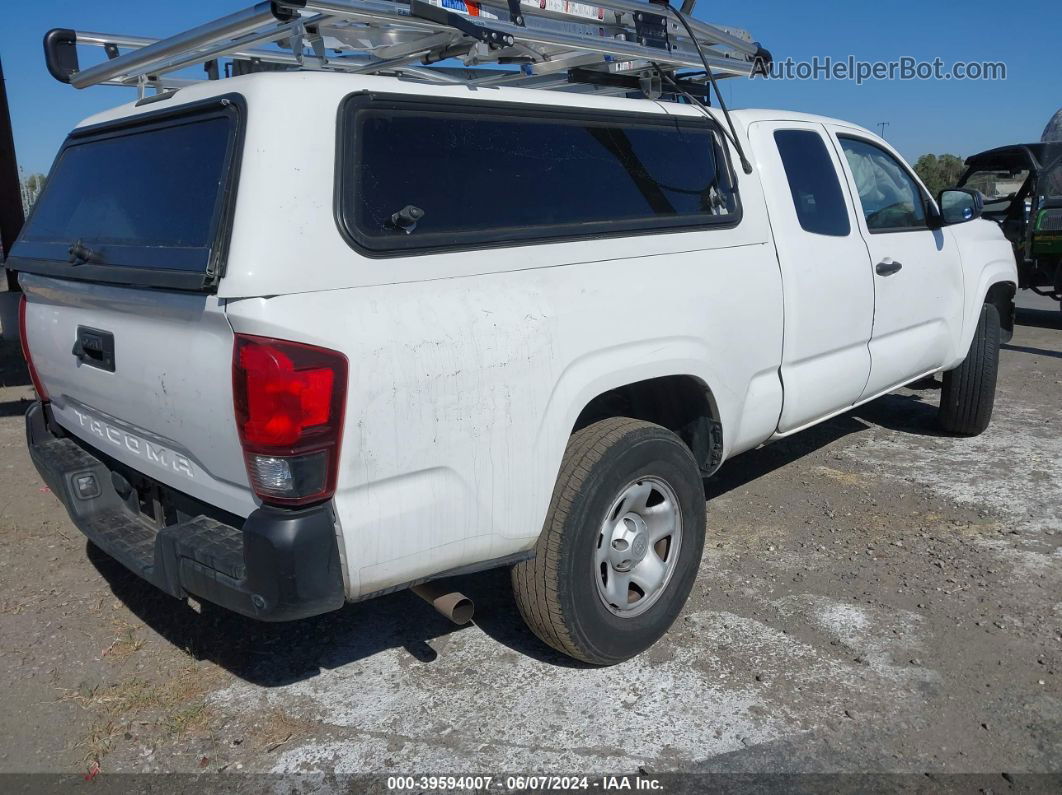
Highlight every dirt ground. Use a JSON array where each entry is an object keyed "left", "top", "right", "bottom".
[{"left": 0, "top": 291, "right": 1059, "bottom": 787}]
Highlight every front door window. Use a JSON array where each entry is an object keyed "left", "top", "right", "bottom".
[{"left": 840, "top": 137, "right": 927, "bottom": 231}]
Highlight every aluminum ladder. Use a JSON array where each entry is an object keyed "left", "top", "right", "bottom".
[{"left": 42, "top": 0, "right": 771, "bottom": 101}]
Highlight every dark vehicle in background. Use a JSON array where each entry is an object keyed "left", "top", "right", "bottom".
[{"left": 957, "top": 143, "right": 1062, "bottom": 306}]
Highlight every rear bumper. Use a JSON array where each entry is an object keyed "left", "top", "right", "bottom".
[{"left": 26, "top": 402, "right": 345, "bottom": 621}]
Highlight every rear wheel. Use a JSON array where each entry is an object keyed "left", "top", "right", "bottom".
[
  {"left": 512, "top": 418, "right": 706, "bottom": 665},
  {"left": 938, "top": 303, "right": 1000, "bottom": 436}
]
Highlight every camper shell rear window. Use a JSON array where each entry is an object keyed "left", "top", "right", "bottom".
[
  {"left": 336, "top": 93, "right": 741, "bottom": 255},
  {"left": 10, "top": 96, "right": 243, "bottom": 291}
]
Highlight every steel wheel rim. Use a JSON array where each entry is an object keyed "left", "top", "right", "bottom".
[{"left": 594, "top": 475, "right": 683, "bottom": 618}]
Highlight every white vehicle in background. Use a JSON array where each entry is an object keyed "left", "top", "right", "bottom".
[{"left": 11, "top": 1, "right": 1015, "bottom": 664}]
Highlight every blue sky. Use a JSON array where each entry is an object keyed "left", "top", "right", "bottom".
[{"left": 2, "top": 0, "right": 1060, "bottom": 175}]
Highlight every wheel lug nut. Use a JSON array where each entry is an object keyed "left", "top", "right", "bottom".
[{"left": 612, "top": 539, "right": 628, "bottom": 551}]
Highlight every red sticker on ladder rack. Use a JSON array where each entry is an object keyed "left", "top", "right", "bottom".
[{"left": 434, "top": 0, "right": 497, "bottom": 18}]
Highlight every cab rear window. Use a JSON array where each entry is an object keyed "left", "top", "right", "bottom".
[{"left": 11, "top": 98, "right": 241, "bottom": 290}]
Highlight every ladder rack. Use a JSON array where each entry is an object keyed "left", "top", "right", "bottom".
[{"left": 43, "top": 0, "right": 770, "bottom": 100}]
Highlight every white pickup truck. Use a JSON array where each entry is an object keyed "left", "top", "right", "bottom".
[{"left": 12, "top": 71, "right": 1016, "bottom": 665}]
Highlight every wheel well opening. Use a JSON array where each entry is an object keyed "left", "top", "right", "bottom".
[
  {"left": 985, "top": 282, "right": 1016, "bottom": 341},
  {"left": 573, "top": 375, "right": 722, "bottom": 475}
]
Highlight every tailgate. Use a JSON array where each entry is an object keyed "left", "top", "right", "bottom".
[
  {"left": 20, "top": 274, "right": 256, "bottom": 517},
  {"left": 8, "top": 96, "right": 255, "bottom": 517}
]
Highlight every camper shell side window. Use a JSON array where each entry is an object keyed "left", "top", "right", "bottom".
[{"left": 335, "top": 93, "right": 742, "bottom": 256}]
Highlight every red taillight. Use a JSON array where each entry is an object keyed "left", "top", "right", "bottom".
[
  {"left": 232, "top": 334, "right": 347, "bottom": 507},
  {"left": 18, "top": 294, "right": 49, "bottom": 403}
]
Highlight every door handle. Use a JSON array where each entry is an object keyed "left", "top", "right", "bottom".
[{"left": 876, "top": 259, "right": 903, "bottom": 276}]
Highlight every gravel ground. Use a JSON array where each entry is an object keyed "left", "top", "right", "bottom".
[{"left": 0, "top": 291, "right": 1059, "bottom": 787}]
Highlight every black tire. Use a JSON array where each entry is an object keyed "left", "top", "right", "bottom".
[
  {"left": 938, "top": 303, "right": 1000, "bottom": 436},
  {"left": 512, "top": 418, "right": 706, "bottom": 665}
]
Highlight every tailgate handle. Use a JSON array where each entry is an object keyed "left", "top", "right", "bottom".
[{"left": 72, "top": 327, "right": 116, "bottom": 372}]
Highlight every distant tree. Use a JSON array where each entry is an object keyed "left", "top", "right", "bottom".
[
  {"left": 913, "top": 154, "right": 966, "bottom": 196},
  {"left": 20, "top": 171, "right": 45, "bottom": 214},
  {"left": 23, "top": 172, "right": 45, "bottom": 194}
]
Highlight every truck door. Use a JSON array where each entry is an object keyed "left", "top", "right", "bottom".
[
  {"left": 749, "top": 121, "right": 874, "bottom": 433},
  {"left": 829, "top": 130, "right": 966, "bottom": 397}
]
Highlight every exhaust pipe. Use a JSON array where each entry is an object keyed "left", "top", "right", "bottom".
[{"left": 411, "top": 582, "right": 474, "bottom": 625}]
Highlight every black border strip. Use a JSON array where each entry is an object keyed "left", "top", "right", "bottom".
[
  {"left": 334, "top": 91, "right": 743, "bottom": 258},
  {"left": 8, "top": 93, "right": 246, "bottom": 293}
]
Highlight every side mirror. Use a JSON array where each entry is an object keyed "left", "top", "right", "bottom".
[{"left": 937, "top": 188, "right": 984, "bottom": 225}]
